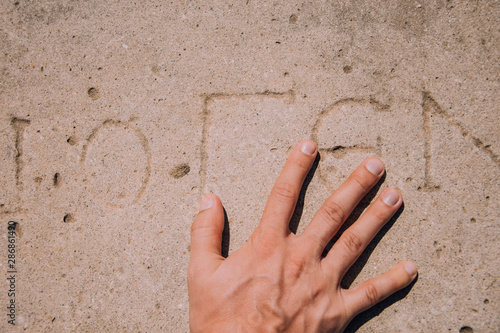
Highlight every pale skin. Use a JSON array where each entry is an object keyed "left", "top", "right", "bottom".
[{"left": 188, "top": 140, "right": 417, "bottom": 332}]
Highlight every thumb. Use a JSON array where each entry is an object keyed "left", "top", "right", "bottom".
[{"left": 189, "top": 194, "right": 225, "bottom": 269}]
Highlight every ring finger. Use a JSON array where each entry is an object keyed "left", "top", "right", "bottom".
[{"left": 322, "top": 187, "right": 402, "bottom": 280}]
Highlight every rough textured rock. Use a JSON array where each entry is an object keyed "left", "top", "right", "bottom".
[{"left": 0, "top": 1, "right": 498, "bottom": 331}]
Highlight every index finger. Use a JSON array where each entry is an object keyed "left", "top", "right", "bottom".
[{"left": 257, "top": 140, "right": 317, "bottom": 236}]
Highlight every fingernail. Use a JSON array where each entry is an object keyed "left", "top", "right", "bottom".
[
  {"left": 198, "top": 195, "right": 214, "bottom": 212},
  {"left": 300, "top": 141, "right": 317, "bottom": 155},
  {"left": 404, "top": 262, "right": 417, "bottom": 278},
  {"left": 382, "top": 188, "right": 400, "bottom": 206},
  {"left": 365, "top": 158, "right": 384, "bottom": 175}
]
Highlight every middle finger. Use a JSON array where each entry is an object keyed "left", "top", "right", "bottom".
[{"left": 322, "top": 188, "right": 402, "bottom": 280}]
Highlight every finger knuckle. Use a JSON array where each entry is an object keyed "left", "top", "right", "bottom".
[
  {"left": 341, "top": 231, "right": 364, "bottom": 256},
  {"left": 285, "top": 256, "right": 306, "bottom": 280},
  {"left": 364, "top": 281, "right": 380, "bottom": 307},
  {"left": 369, "top": 204, "right": 388, "bottom": 223},
  {"left": 272, "top": 182, "right": 298, "bottom": 202},
  {"left": 190, "top": 221, "right": 213, "bottom": 233},
  {"left": 325, "top": 307, "right": 345, "bottom": 327},
  {"left": 350, "top": 171, "right": 372, "bottom": 193},
  {"left": 385, "top": 274, "right": 399, "bottom": 290},
  {"left": 321, "top": 200, "right": 346, "bottom": 226},
  {"left": 251, "top": 230, "right": 279, "bottom": 256},
  {"left": 191, "top": 216, "right": 220, "bottom": 233},
  {"left": 289, "top": 155, "right": 310, "bottom": 171}
]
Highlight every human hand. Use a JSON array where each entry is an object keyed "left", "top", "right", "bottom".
[{"left": 188, "top": 140, "right": 417, "bottom": 332}]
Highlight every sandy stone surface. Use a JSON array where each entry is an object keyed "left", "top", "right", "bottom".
[{"left": 1, "top": 0, "right": 498, "bottom": 332}]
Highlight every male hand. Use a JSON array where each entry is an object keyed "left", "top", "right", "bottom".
[{"left": 188, "top": 140, "right": 417, "bottom": 332}]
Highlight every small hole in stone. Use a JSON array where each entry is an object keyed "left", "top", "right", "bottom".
[
  {"left": 169, "top": 163, "right": 191, "bottom": 179},
  {"left": 66, "top": 136, "right": 77, "bottom": 145},
  {"left": 470, "top": 218, "right": 476, "bottom": 223},
  {"left": 63, "top": 214, "right": 75, "bottom": 223},
  {"left": 53, "top": 173, "right": 61, "bottom": 187},
  {"left": 483, "top": 299, "right": 489, "bottom": 304},
  {"left": 459, "top": 326, "right": 473, "bottom": 333},
  {"left": 87, "top": 87, "right": 100, "bottom": 100},
  {"left": 343, "top": 65, "right": 353, "bottom": 74}
]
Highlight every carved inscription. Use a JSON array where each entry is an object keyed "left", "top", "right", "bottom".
[
  {"left": 81, "top": 120, "right": 151, "bottom": 208},
  {"left": 10, "top": 118, "right": 31, "bottom": 190},
  {"left": 3, "top": 90, "right": 496, "bottom": 217},
  {"left": 200, "top": 90, "right": 299, "bottom": 249},
  {"left": 312, "top": 99, "right": 387, "bottom": 193}
]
